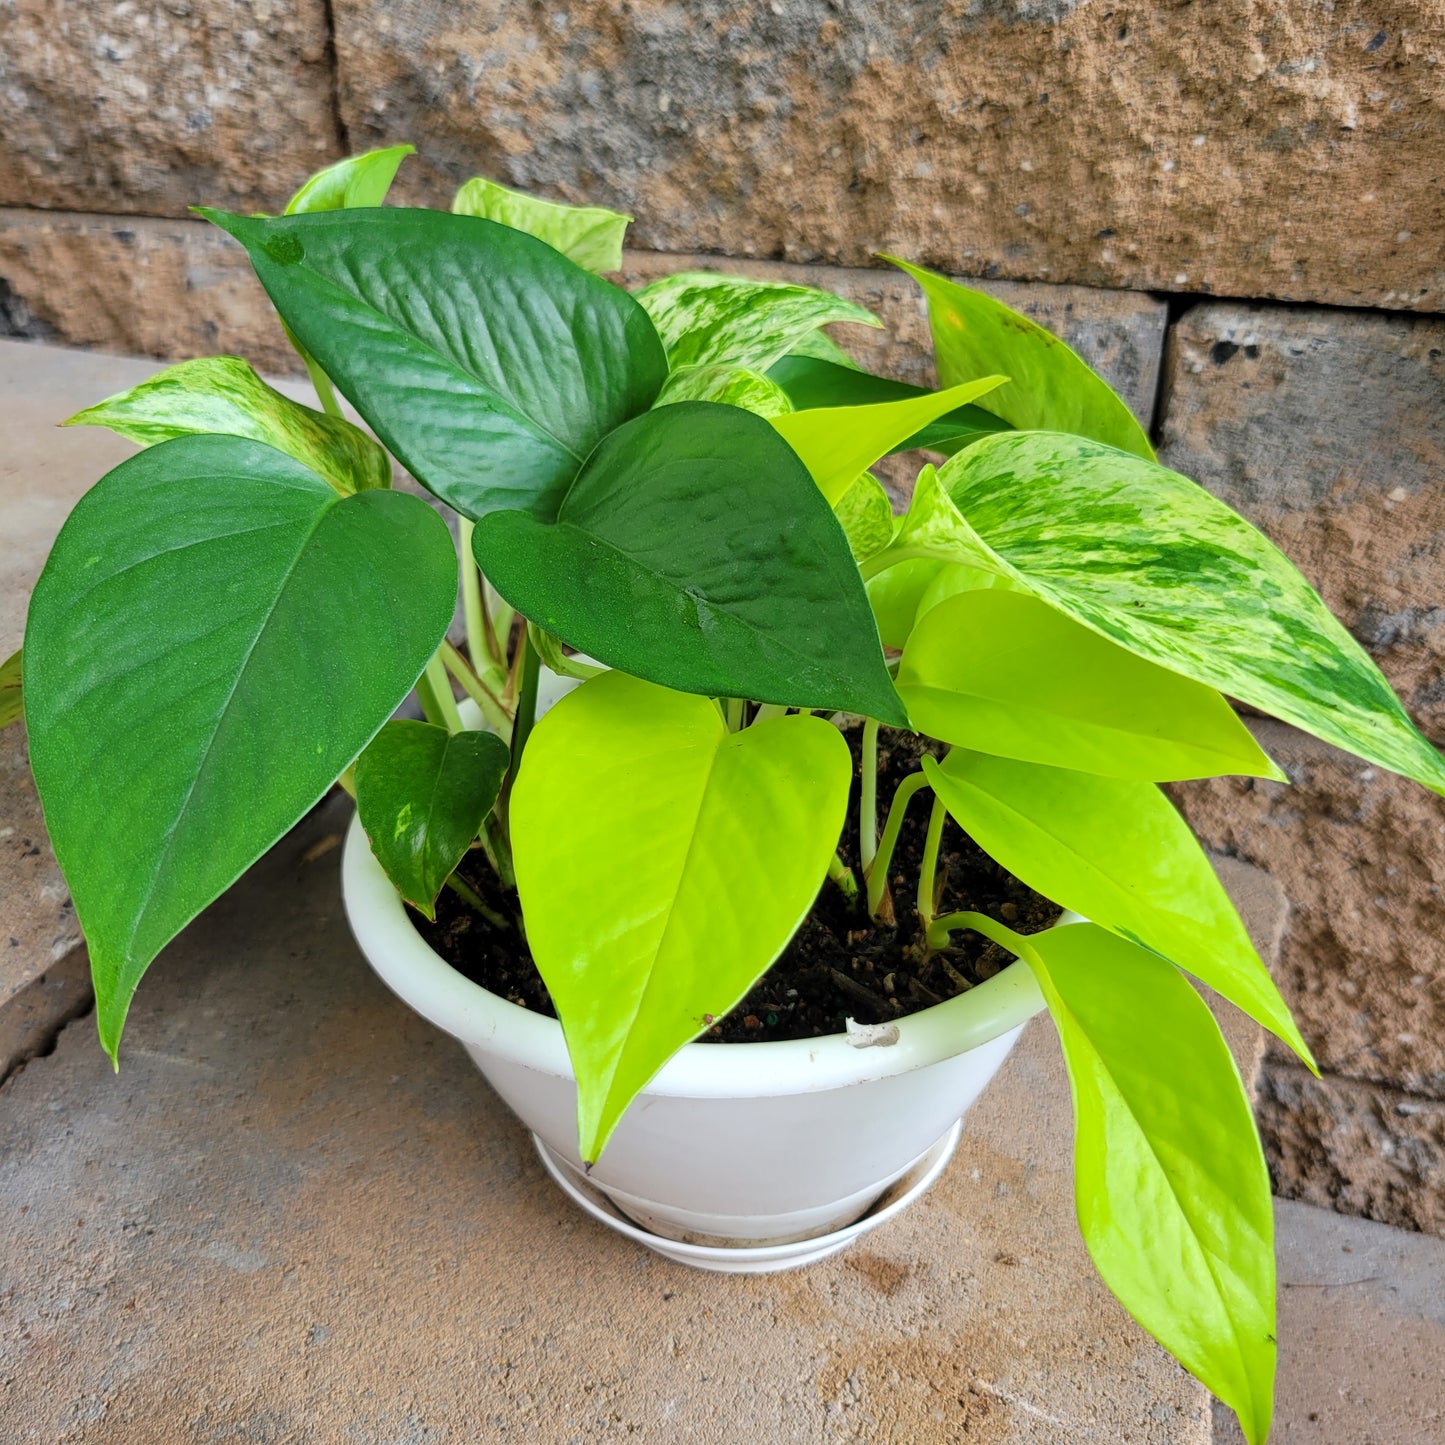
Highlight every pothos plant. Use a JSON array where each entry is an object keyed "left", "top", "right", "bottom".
[{"left": 11, "top": 145, "right": 1444, "bottom": 1443}]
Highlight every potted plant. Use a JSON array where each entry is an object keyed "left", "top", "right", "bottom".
[{"left": 11, "top": 146, "right": 1444, "bottom": 1443}]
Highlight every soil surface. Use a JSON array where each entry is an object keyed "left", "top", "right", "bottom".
[{"left": 417, "top": 724, "right": 1061, "bottom": 1043}]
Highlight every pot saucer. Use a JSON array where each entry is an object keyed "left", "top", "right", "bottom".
[{"left": 531, "top": 1119, "right": 962, "bottom": 1275}]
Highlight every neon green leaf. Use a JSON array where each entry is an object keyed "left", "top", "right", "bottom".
[{"left": 452, "top": 176, "right": 631, "bottom": 273}]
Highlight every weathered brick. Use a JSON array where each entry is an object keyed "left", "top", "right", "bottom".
[
  {"left": 1173, "top": 721, "right": 1445, "bottom": 1101},
  {"left": 0, "top": 1, "right": 340, "bottom": 216},
  {"left": 1159, "top": 302, "right": 1445, "bottom": 740},
  {"left": 1259, "top": 1064, "right": 1445, "bottom": 1237},
  {"left": 335, "top": 0, "right": 1445, "bottom": 311}
]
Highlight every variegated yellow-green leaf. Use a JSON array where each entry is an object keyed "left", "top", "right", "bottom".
[
  {"left": 922, "top": 748, "right": 1311, "bottom": 1064},
  {"left": 834, "top": 473, "right": 893, "bottom": 563},
  {"left": 285, "top": 144, "right": 415, "bottom": 214},
  {"left": 899, "top": 590, "right": 1282, "bottom": 781},
  {"left": 64, "top": 356, "right": 391, "bottom": 495},
  {"left": 887, "top": 256, "right": 1153, "bottom": 458},
  {"left": 452, "top": 176, "right": 631, "bottom": 273},
  {"left": 873, "top": 440, "right": 1445, "bottom": 795},
  {"left": 653, "top": 363, "right": 794, "bottom": 418},
  {"left": 635, "top": 271, "right": 880, "bottom": 373},
  {"left": 783, "top": 326, "right": 860, "bottom": 368},
  {"left": 1000, "top": 921, "right": 1276, "bottom": 1445},
  {"left": 511, "top": 670, "right": 852, "bottom": 1162},
  {"left": 773, "top": 375, "right": 1007, "bottom": 505},
  {"left": 0, "top": 648, "right": 21, "bottom": 729}
]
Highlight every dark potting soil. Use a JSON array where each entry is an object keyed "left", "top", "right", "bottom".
[{"left": 415, "top": 724, "right": 1061, "bottom": 1044}]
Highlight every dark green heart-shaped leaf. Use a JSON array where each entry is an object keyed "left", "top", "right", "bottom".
[
  {"left": 202, "top": 207, "right": 667, "bottom": 521},
  {"left": 24, "top": 434, "right": 457, "bottom": 1058},
  {"left": 511, "top": 671, "right": 852, "bottom": 1161},
  {"left": 354, "top": 721, "right": 511, "bottom": 920},
  {"left": 886, "top": 257, "right": 1154, "bottom": 458},
  {"left": 64, "top": 355, "right": 391, "bottom": 495},
  {"left": 636, "top": 271, "right": 879, "bottom": 372},
  {"left": 767, "top": 354, "right": 1012, "bottom": 455},
  {"left": 1003, "top": 922, "right": 1276, "bottom": 1445},
  {"left": 899, "top": 589, "right": 1282, "bottom": 781},
  {"left": 474, "top": 402, "right": 905, "bottom": 724},
  {"left": 922, "top": 749, "right": 1309, "bottom": 1063},
  {"left": 453, "top": 176, "right": 631, "bottom": 273},
  {"left": 285, "top": 144, "right": 415, "bottom": 214},
  {"left": 871, "top": 441, "right": 1445, "bottom": 794}
]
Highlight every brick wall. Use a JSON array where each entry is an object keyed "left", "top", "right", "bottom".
[{"left": 1, "top": 1, "right": 1441, "bottom": 1231}]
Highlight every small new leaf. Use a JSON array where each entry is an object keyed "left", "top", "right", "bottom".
[
  {"left": 654, "top": 364, "right": 794, "bottom": 418},
  {"left": 64, "top": 356, "right": 391, "bottom": 495},
  {"left": 284, "top": 144, "right": 415, "bottom": 214},
  {"left": 453, "top": 176, "right": 631, "bottom": 273},
  {"left": 354, "top": 722, "right": 510, "bottom": 920}
]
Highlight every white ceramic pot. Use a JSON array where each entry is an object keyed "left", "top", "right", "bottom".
[{"left": 342, "top": 811, "right": 1052, "bottom": 1272}]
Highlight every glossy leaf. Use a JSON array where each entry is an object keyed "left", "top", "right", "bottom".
[
  {"left": 834, "top": 473, "right": 893, "bottom": 563},
  {"left": 635, "top": 271, "right": 879, "bottom": 373},
  {"left": 475, "top": 402, "right": 906, "bottom": 725},
  {"left": 1022, "top": 923, "right": 1276, "bottom": 1445},
  {"left": 511, "top": 670, "right": 852, "bottom": 1161},
  {"left": 768, "top": 354, "right": 1012, "bottom": 454},
  {"left": 654, "top": 363, "right": 794, "bottom": 418},
  {"left": 24, "top": 435, "right": 457, "bottom": 1058},
  {"left": 885, "top": 434, "right": 1445, "bottom": 795},
  {"left": 899, "top": 590, "right": 1282, "bottom": 782},
  {"left": 452, "top": 175, "right": 631, "bottom": 273},
  {"left": 886, "top": 257, "right": 1154, "bottom": 458},
  {"left": 773, "top": 375, "right": 1008, "bottom": 506},
  {"left": 64, "top": 356, "right": 391, "bottom": 495},
  {"left": 866, "top": 558, "right": 946, "bottom": 650},
  {"left": 0, "top": 648, "right": 20, "bottom": 728},
  {"left": 202, "top": 207, "right": 667, "bottom": 521},
  {"left": 354, "top": 721, "right": 510, "bottom": 920},
  {"left": 285, "top": 144, "right": 415, "bottom": 214},
  {"left": 922, "top": 748, "right": 1310, "bottom": 1064}
]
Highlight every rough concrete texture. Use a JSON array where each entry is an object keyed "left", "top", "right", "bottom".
[
  {"left": 0, "top": 211, "right": 296, "bottom": 373},
  {"left": 336, "top": 0, "right": 1445, "bottom": 311},
  {"left": 0, "top": 793, "right": 1297, "bottom": 1443},
  {"left": 1159, "top": 302, "right": 1445, "bottom": 740},
  {"left": 0, "top": 945, "right": 91, "bottom": 1080},
  {"left": 1174, "top": 720, "right": 1445, "bottom": 1236},
  {"left": 1212, "top": 1199, "right": 1445, "bottom": 1445},
  {"left": 0, "top": 0, "right": 340, "bottom": 217},
  {"left": 1257, "top": 1064, "right": 1445, "bottom": 1241}
]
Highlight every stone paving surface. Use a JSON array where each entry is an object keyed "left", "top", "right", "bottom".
[{"left": 1, "top": 797, "right": 1294, "bottom": 1444}]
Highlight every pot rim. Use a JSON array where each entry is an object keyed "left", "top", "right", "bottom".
[{"left": 343, "top": 806, "right": 1056, "bottom": 1100}]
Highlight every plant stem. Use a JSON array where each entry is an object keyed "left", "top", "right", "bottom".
[
  {"left": 827, "top": 852, "right": 859, "bottom": 902},
  {"left": 726, "top": 697, "right": 745, "bottom": 731},
  {"left": 928, "top": 909, "right": 1034, "bottom": 960},
  {"left": 439, "top": 638, "right": 512, "bottom": 738},
  {"left": 417, "top": 652, "right": 463, "bottom": 734},
  {"left": 442, "top": 871, "right": 511, "bottom": 931},
  {"left": 916, "top": 794, "right": 947, "bottom": 935},
  {"left": 866, "top": 771, "right": 929, "bottom": 918},
  {"left": 506, "top": 627, "right": 541, "bottom": 793},
  {"left": 487, "top": 581, "right": 515, "bottom": 663},
  {"left": 752, "top": 703, "right": 788, "bottom": 725},
  {"left": 457, "top": 520, "right": 497, "bottom": 670},
  {"left": 858, "top": 718, "right": 880, "bottom": 876},
  {"left": 303, "top": 352, "right": 344, "bottom": 419}
]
